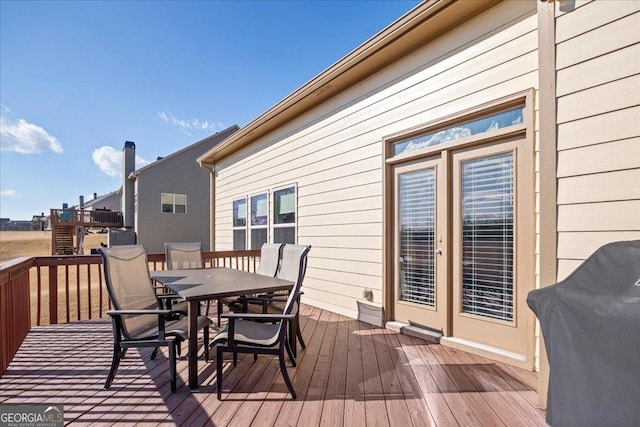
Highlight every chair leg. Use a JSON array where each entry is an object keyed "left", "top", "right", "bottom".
[
  {"left": 288, "top": 320, "right": 297, "bottom": 358},
  {"left": 204, "top": 326, "right": 210, "bottom": 362},
  {"left": 168, "top": 342, "right": 177, "bottom": 393},
  {"left": 279, "top": 350, "right": 297, "bottom": 399},
  {"left": 296, "top": 314, "right": 306, "bottom": 350},
  {"left": 233, "top": 352, "right": 238, "bottom": 367},
  {"left": 217, "top": 300, "right": 223, "bottom": 327},
  {"left": 216, "top": 346, "right": 224, "bottom": 400},
  {"left": 150, "top": 347, "right": 159, "bottom": 360},
  {"left": 253, "top": 353, "right": 258, "bottom": 362},
  {"left": 105, "top": 343, "right": 122, "bottom": 389},
  {"left": 285, "top": 339, "right": 297, "bottom": 367}
]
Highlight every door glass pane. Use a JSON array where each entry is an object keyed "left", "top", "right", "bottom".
[
  {"left": 398, "top": 168, "right": 436, "bottom": 307},
  {"left": 461, "top": 152, "right": 514, "bottom": 321}
]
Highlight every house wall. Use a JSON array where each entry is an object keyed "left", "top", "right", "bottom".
[
  {"left": 214, "top": 1, "right": 540, "bottom": 323},
  {"left": 84, "top": 193, "right": 120, "bottom": 212},
  {"left": 554, "top": 0, "right": 640, "bottom": 280},
  {"left": 135, "top": 147, "right": 214, "bottom": 253}
]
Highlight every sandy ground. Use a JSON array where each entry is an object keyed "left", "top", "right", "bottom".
[{"left": 0, "top": 230, "right": 106, "bottom": 263}]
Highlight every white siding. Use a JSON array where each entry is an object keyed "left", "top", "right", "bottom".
[
  {"left": 555, "top": 1, "right": 640, "bottom": 279},
  {"left": 214, "top": 1, "right": 539, "bottom": 321}
]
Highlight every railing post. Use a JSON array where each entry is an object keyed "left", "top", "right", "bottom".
[{"left": 48, "top": 265, "right": 58, "bottom": 324}]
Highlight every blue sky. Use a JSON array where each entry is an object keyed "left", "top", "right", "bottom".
[{"left": 0, "top": 0, "right": 418, "bottom": 220}]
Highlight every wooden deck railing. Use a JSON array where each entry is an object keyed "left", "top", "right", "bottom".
[
  {"left": 0, "top": 257, "right": 33, "bottom": 377},
  {"left": 0, "top": 249, "right": 260, "bottom": 377}
]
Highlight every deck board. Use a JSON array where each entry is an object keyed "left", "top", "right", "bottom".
[{"left": 0, "top": 305, "right": 546, "bottom": 426}]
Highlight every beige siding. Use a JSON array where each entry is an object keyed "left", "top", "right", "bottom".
[
  {"left": 555, "top": 1, "right": 640, "bottom": 272},
  {"left": 214, "top": 1, "right": 539, "bottom": 321}
]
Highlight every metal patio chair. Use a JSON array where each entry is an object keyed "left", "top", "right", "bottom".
[
  {"left": 210, "top": 244, "right": 311, "bottom": 399},
  {"left": 217, "top": 242, "right": 284, "bottom": 325},
  {"left": 234, "top": 244, "right": 310, "bottom": 358},
  {"left": 164, "top": 242, "right": 204, "bottom": 314},
  {"left": 165, "top": 242, "right": 205, "bottom": 270},
  {"left": 99, "top": 245, "right": 211, "bottom": 392}
]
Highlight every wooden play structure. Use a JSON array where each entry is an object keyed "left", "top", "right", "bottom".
[{"left": 50, "top": 208, "right": 124, "bottom": 255}]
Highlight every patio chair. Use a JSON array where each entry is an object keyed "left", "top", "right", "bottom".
[
  {"left": 211, "top": 244, "right": 311, "bottom": 399},
  {"left": 164, "top": 242, "right": 204, "bottom": 314},
  {"left": 217, "top": 242, "right": 283, "bottom": 326},
  {"left": 165, "top": 242, "right": 204, "bottom": 269},
  {"left": 99, "top": 245, "right": 212, "bottom": 392},
  {"left": 230, "top": 244, "right": 310, "bottom": 357}
]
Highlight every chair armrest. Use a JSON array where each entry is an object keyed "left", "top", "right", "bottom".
[
  {"left": 244, "top": 296, "right": 288, "bottom": 304},
  {"left": 107, "top": 309, "right": 174, "bottom": 340},
  {"left": 107, "top": 309, "right": 172, "bottom": 316},
  {"left": 220, "top": 312, "right": 295, "bottom": 321},
  {"left": 256, "top": 290, "right": 303, "bottom": 298}
]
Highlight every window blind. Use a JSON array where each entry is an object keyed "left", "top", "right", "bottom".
[
  {"left": 398, "top": 168, "right": 436, "bottom": 307},
  {"left": 461, "top": 152, "right": 514, "bottom": 321}
]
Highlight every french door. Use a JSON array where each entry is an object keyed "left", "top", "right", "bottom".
[
  {"left": 392, "top": 140, "right": 533, "bottom": 360},
  {"left": 393, "top": 156, "right": 448, "bottom": 333}
]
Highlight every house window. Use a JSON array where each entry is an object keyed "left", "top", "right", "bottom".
[
  {"left": 272, "top": 186, "right": 296, "bottom": 244},
  {"left": 232, "top": 198, "right": 247, "bottom": 250},
  {"left": 250, "top": 192, "right": 268, "bottom": 249},
  {"left": 161, "top": 193, "right": 187, "bottom": 214}
]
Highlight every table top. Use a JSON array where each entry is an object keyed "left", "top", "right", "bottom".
[{"left": 150, "top": 267, "right": 293, "bottom": 301}]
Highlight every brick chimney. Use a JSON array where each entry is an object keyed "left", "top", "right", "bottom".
[
  {"left": 122, "top": 141, "right": 136, "bottom": 228},
  {"left": 79, "top": 195, "right": 84, "bottom": 208}
]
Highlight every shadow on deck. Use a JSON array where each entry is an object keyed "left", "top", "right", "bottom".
[{"left": 0, "top": 305, "right": 546, "bottom": 426}]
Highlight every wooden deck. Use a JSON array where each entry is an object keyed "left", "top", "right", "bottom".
[{"left": 0, "top": 305, "right": 546, "bottom": 426}]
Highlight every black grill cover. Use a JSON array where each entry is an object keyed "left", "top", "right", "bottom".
[{"left": 527, "top": 240, "right": 640, "bottom": 427}]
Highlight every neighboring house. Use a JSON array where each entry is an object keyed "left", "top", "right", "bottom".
[
  {"left": 0, "top": 218, "right": 33, "bottom": 231},
  {"left": 197, "top": 0, "right": 640, "bottom": 404},
  {"left": 80, "top": 191, "right": 121, "bottom": 212},
  {"left": 127, "top": 125, "right": 239, "bottom": 253}
]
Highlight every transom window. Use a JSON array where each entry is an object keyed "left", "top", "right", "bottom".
[
  {"left": 161, "top": 193, "right": 187, "bottom": 214},
  {"left": 393, "top": 106, "right": 524, "bottom": 156}
]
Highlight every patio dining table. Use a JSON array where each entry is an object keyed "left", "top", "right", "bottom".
[{"left": 150, "top": 267, "right": 294, "bottom": 389}]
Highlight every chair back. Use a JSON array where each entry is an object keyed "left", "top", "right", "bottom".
[
  {"left": 276, "top": 244, "right": 309, "bottom": 282},
  {"left": 165, "top": 242, "right": 204, "bottom": 270},
  {"left": 279, "top": 245, "right": 311, "bottom": 316},
  {"left": 99, "top": 245, "right": 160, "bottom": 340},
  {"left": 256, "top": 243, "right": 283, "bottom": 276}
]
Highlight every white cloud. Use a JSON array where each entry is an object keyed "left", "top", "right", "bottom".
[
  {"left": 0, "top": 113, "right": 63, "bottom": 154},
  {"left": 92, "top": 146, "right": 150, "bottom": 177},
  {"left": 0, "top": 189, "right": 20, "bottom": 197},
  {"left": 158, "top": 111, "right": 224, "bottom": 136}
]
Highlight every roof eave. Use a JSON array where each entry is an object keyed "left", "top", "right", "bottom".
[{"left": 198, "top": 0, "right": 497, "bottom": 165}]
